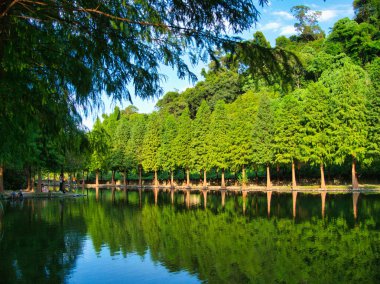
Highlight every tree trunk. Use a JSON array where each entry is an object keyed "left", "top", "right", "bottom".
[
  {"left": 186, "top": 167, "right": 190, "bottom": 187},
  {"left": 82, "top": 170, "right": 85, "bottom": 192},
  {"left": 276, "top": 164, "right": 280, "bottom": 185},
  {"left": 266, "top": 164, "right": 271, "bottom": 190},
  {"left": 0, "top": 163, "right": 4, "bottom": 192},
  {"left": 53, "top": 172, "right": 57, "bottom": 191},
  {"left": 321, "top": 191, "right": 326, "bottom": 218},
  {"left": 320, "top": 163, "right": 326, "bottom": 190},
  {"left": 254, "top": 166, "right": 258, "bottom": 185},
  {"left": 353, "top": 192, "right": 360, "bottom": 219},
  {"left": 242, "top": 165, "right": 247, "bottom": 189},
  {"left": 203, "top": 169, "right": 207, "bottom": 188},
  {"left": 291, "top": 160, "right": 297, "bottom": 189},
  {"left": 123, "top": 169, "right": 127, "bottom": 188},
  {"left": 352, "top": 158, "right": 359, "bottom": 190},
  {"left": 37, "top": 168, "right": 42, "bottom": 193},
  {"left": 111, "top": 170, "right": 115, "bottom": 185},
  {"left": 96, "top": 169, "right": 99, "bottom": 186},
  {"left": 138, "top": 165, "right": 142, "bottom": 188},
  {"left": 26, "top": 166, "right": 32, "bottom": 191},
  {"left": 267, "top": 191, "right": 272, "bottom": 217},
  {"left": 170, "top": 170, "right": 174, "bottom": 188},
  {"left": 154, "top": 170, "right": 158, "bottom": 187},
  {"left": 221, "top": 168, "right": 225, "bottom": 188},
  {"left": 292, "top": 191, "right": 297, "bottom": 218}
]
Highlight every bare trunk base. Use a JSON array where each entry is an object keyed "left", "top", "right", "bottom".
[
  {"left": 266, "top": 164, "right": 271, "bottom": 190},
  {"left": 352, "top": 159, "right": 359, "bottom": 190},
  {"left": 291, "top": 161, "right": 297, "bottom": 190},
  {"left": 221, "top": 169, "right": 226, "bottom": 188},
  {"left": 320, "top": 163, "right": 326, "bottom": 190},
  {"left": 186, "top": 168, "right": 190, "bottom": 187},
  {"left": 0, "top": 164, "right": 4, "bottom": 192}
]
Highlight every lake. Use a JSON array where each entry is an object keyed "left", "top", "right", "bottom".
[{"left": 0, "top": 189, "right": 379, "bottom": 283}]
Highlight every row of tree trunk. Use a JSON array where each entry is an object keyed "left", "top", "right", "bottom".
[{"left": 0, "top": 158, "right": 361, "bottom": 193}]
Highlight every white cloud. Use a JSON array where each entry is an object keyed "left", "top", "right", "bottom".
[
  {"left": 260, "top": 22, "right": 281, "bottom": 31},
  {"left": 319, "top": 8, "right": 354, "bottom": 22},
  {"left": 272, "top": 11, "right": 294, "bottom": 20},
  {"left": 280, "top": 25, "right": 296, "bottom": 36},
  {"left": 319, "top": 10, "right": 338, "bottom": 22}
]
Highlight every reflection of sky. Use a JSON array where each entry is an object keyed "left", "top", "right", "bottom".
[
  {"left": 82, "top": 0, "right": 354, "bottom": 129},
  {"left": 68, "top": 237, "right": 200, "bottom": 284}
]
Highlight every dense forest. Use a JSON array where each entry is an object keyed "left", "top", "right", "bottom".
[{"left": 1, "top": 1, "right": 379, "bottom": 191}]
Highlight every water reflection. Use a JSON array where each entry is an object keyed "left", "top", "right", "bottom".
[
  {"left": 1, "top": 190, "right": 380, "bottom": 283},
  {"left": 267, "top": 191, "right": 272, "bottom": 217},
  {"left": 353, "top": 192, "right": 360, "bottom": 220},
  {"left": 321, "top": 191, "right": 326, "bottom": 218}
]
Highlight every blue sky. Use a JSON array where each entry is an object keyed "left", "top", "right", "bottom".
[{"left": 82, "top": 0, "right": 354, "bottom": 129}]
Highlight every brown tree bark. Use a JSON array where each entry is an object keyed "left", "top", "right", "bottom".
[
  {"left": 26, "top": 166, "right": 32, "bottom": 191},
  {"left": 266, "top": 164, "right": 271, "bottom": 190},
  {"left": 53, "top": 172, "right": 57, "bottom": 191},
  {"left": 95, "top": 169, "right": 99, "bottom": 186},
  {"left": 291, "top": 160, "right": 297, "bottom": 190},
  {"left": 123, "top": 169, "right": 127, "bottom": 188},
  {"left": 0, "top": 163, "right": 4, "bottom": 192},
  {"left": 242, "top": 165, "right": 247, "bottom": 189},
  {"left": 203, "top": 169, "right": 207, "bottom": 188},
  {"left": 37, "top": 168, "right": 42, "bottom": 193},
  {"left": 82, "top": 170, "right": 85, "bottom": 192},
  {"left": 186, "top": 167, "right": 190, "bottom": 187},
  {"left": 221, "top": 168, "right": 226, "bottom": 188},
  {"left": 352, "top": 158, "right": 359, "bottom": 190},
  {"left": 138, "top": 165, "right": 142, "bottom": 188},
  {"left": 154, "top": 169, "right": 158, "bottom": 187},
  {"left": 170, "top": 170, "right": 174, "bottom": 188},
  {"left": 320, "top": 163, "right": 326, "bottom": 190},
  {"left": 111, "top": 170, "right": 115, "bottom": 185}
]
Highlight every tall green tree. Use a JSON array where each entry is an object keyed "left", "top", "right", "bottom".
[
  {"left": 142, "top": 112, "right": 162, "bottom": 186},
  {"left": 228, "top": 91, "right": 258, "bottom": 187},
  {"left": 321, "top": 58, "right": 369, "bottom": 189},
  {"left": 88, "top": 118, "right": 109, "bottom": 185},
  {"left": 301, "top": 83, "right": 334, "bottom": 190},
  {"left": 291, "top": 5, "right": 324, "bottom": 41},
  {"left": 273, "top": 92, "right": 304, "bottom": 189},
  {"left": 159, "top": 113, "right": 178, "bottom": 187},
  {"left": 173, "top": 107, "right": 193, "bottom": 186},
  {"left": 252, "top": 94, "right": 274, "bottom": 189},
  {"left": 208, "top": 100, "right": 230, "bottom": 188},
  {"left": 190, "top": 100, "right": 211, "bottom": 187}
]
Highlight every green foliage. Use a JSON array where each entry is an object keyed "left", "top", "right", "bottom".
[
  {"left": 320, "top": 57, "right": 369, "bottom": 164},
  {"left": 88, "top": 118, "right": 109, "bottom": 171},
  {"left": 273, "top": 92, "right": 304, "bottom": 164},
  {"left": 301, "top": 82, "right": 334, "bottom": 166},
  {"left": 173, "top": 107, "right": 192, "bottom": 170},
  {"left": 252, "top": 94, "right": 274, "bottom": 165},
  {"left": 228, "top": 91, "right": 258, "bottom": 170},
  {"left": 159, "top": 113, "right": 178, "bottom": 172},
  {"left": 326, "top": 18, "right": 380, "bottom": 65},
  {"left": 190, "top": 101, "right": 211, "bottom": 171},
  {"left": 208, "top": 100, "right": 230, "bottom": 171},
  {"left": 142, "top": 112, "right": 161, "bottom": 172}
]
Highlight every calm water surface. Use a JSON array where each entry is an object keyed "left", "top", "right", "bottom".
[{"left": 0, "top": 190, "right": 379, "bottom": 283}]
